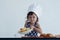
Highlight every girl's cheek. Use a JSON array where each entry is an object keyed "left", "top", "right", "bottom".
[{"left": 34, "top": 18, "right": 37, "bottom": 21}]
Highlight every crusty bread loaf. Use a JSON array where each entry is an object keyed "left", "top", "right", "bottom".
[{"left": 40, "top": 33, "right": 55, "bottom": 38}]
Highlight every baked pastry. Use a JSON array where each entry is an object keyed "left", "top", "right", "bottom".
[
  {"left": 40, "top": 33, "right": 55, "bottom": 38},
  {"left": 20, "top": 27, "right": 30, "bottom": 32}
]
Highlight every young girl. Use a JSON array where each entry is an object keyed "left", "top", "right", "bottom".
[
  {"left": 24, "top": 4, "right": 43, "bottom": 37},
  {"left": 24, "top": 11, "right": 42, "bottom": 37}
]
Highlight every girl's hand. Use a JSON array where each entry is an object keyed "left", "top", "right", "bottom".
[{"left": 30, "top": 25, "right": 35, "bottom": 29}]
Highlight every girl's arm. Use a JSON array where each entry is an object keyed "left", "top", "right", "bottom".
[
  {"left": 32, "top": 22, "right": 43, "bottom": 34},
  {"left": 24, "top": 20, "right": 27, "bottom": 27}
]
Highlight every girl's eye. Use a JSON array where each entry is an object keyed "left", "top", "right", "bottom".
[
  {"left": 29, "top": 17, "right": 32, "bottom": 18},
  {"left": 30, "top": 17, "right": 32, "bottom": 18},
  {"left": 33, "top": 16, "right": 36, "bottom": 18}
]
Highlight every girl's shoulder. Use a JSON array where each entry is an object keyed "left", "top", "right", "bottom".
[
  {"left": 24, "top": 20, "right": 30, "bottom": 27},
  {"left": 35, "top": 22, "right": 40, "bottom": 27}
]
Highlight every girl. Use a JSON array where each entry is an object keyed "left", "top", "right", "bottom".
[
  {"left": 24, "top": 11, "right": 43, "bottom": 37},
  {"left": 24, "top": 4, "right": 43, "bottom": 37}
]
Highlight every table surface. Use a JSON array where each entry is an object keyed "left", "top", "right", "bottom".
[{"left": 21, "top": 36, "right": 56, "bottom": 38}]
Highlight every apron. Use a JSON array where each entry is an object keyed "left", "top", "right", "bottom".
[{"left": 25, "top": 22, "right": 38, "bottom": 37}]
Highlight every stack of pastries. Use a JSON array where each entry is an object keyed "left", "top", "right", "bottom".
[
  {"left": 20, "top": 27, "right": 30, "bottom": 32},
  {"left": 40, "top": 33, "right": 55, "bottom": 38}
]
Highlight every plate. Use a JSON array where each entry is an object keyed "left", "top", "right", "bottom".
[{"left": 18, "top": 28, "right": 33, "bottom": 34}]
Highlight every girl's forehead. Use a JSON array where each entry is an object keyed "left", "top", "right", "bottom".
[
  {"left": 29, "top": 14, "right": 36, "bottom": 16},
  {"left": 29, "top": 14, "right": 37, "bottom": 17}
]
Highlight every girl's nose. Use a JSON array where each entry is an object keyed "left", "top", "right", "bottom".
[{"left": 31, "top": 18, "right": 34, "bottom": 21}]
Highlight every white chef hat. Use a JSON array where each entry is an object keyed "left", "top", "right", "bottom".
[{"left": 28, "top": 3, "right": 42, "bottom": 18}]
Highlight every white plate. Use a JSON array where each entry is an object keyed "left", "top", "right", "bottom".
[{"left": 18, "top": 28, "right": 33, "bottom": 34}]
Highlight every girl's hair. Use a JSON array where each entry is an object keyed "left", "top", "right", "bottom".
[{"left": 27, "top": 11, "right": 39, "bottom": 22}]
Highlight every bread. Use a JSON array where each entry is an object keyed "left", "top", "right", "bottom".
[
  {"left": 20, "top": 27, "right": 31, "bottom": 32},
  {"left": 40, "top": 33, "right": 54, "bottom": 38},
  {"left": 20, "top": 27, "right": 27, "bottom": 32}
]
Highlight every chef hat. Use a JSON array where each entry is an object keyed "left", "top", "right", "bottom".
[{"left": 28, "top": 3, "right": 42, "bottom": 18}]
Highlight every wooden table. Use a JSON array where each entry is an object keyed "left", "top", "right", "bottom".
[{"left": 21, "top": 36, "right": 56, "bottom": 38}]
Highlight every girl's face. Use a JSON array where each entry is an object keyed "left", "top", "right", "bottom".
[{"left": 28, "top": 14, "right": 37, "bottom": 24}]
